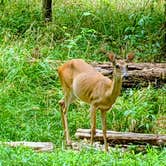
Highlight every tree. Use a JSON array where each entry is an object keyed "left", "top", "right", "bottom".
[{"left": 42, "top": 0, "right": 52, "bottom": 22}]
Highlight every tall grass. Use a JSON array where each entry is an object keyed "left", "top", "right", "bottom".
[
  {"left": 0, "top": 0, "right": 165, "bottom": 61},
  {"left": 0, "top": 0, "right": 165, "bottom": 165}
]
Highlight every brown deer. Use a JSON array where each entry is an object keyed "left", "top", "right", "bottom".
[{"left": 58, "top": 52, "right": 134, "bottom": 151}]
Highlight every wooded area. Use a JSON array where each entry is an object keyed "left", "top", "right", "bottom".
[{"left": 0, "top": 0, "right": 165, "bottom": 164}]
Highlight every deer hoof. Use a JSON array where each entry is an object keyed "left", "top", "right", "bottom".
[{"left": 66, "top": 140, "right": 72, "bottom": 146}]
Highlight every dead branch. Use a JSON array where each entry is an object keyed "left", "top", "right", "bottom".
[{"left": 1, "top": 141, "right": 54, "bottom": 152}]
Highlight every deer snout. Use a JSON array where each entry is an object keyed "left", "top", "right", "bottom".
[
  {"left": 122, "top": 67, "right": 128, "bottom": 79},
  {"left": 123, "top": 73, "right": 128, "bottom": 79}
]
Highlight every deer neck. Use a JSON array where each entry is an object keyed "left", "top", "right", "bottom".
[{"left": 108, "top": 68, "right": 122, "bottom": 101}]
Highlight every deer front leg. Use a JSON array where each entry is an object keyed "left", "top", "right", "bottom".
[
  {"left": 90, "top": 106, "right": 96, "bottom": 146},
  {"left": 59, "top": 99, "right": 72, "bottom": 146},
  {"left": 101, "top": 111, "right": 108, "bottom": 152}
]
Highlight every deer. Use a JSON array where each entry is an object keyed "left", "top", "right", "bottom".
[{"left": 58, "top": 52, "right": 134, "bottom": 151}]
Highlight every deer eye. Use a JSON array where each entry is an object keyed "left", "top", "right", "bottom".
[{"left": 116, "top": 64, "right": 120, "bottom": 68}]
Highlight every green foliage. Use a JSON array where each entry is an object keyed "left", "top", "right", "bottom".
[
  {"left": 0, "top": 145, "right": 165, "bottom": 166},
  {"left": 0, "top": 0, "right": 165, "bottom": 61},
  {"left": 107, "top": 87, "right": 165, "bottom": 133},
  {"left": 0, "top": 0, "right": 165, "bottom": 165}
]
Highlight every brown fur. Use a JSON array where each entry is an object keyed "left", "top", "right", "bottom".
[{"left": 58, "top": 54, "right": 134, "bottom": 151}]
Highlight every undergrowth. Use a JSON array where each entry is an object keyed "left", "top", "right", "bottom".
[
  {"left": 0, "top": 0, "right": 165, "bottom": 61},
  {"left": 0, "top": 0, "right": 165, "bottom": 165}
]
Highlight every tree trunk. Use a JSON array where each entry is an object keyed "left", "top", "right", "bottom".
[
  {"left": 75, "top": 129, "right": 166, "bottom": 146},
  {"left": 91, "top": 62, "right": 166, "bottom": 88},
  {"left": 42, "top": 0, "right": 52, "bottom": 22}
]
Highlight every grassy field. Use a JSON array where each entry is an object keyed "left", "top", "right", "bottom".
[{"left": 0, "top": 0, "right": 165, "bottom": 165}]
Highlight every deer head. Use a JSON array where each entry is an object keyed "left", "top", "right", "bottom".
[{"left": 108, "top": 52, "right": 135, "bottom": 78}]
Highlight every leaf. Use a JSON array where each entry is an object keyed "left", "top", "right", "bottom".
[
  {"left": 83, "top": 12, "right": 91, "bottom": 16},
  {"left": 138, "top": 18, "right": 144, "bottom": 26},
  {"left": 124, "top": 110, "right": 133, "bottom": 116}
]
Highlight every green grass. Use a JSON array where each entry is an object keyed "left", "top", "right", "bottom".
[
  {"left": 0, "top": 0, "right": 165, "bottom": 165},
  {"left": 0, "top": 0, "right": 165, "bottom": 61},
  {"left": 0, "top": 146, "right": 166, "bottom": 166}
]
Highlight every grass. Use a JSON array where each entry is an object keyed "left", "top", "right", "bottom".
[
  {"left": 0, "top": 0, "right": 165, "bottom": 165},
  {"left": 0, "top": 0, "right": 165, "bottom": 61},
  {"left": 0, "top": 146, "right": 166, "bottom": 166}
]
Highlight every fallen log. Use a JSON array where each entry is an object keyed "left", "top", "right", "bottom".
[
  {"left": 28, "top": 59, "right": 166, "bottom": 87},
  {"left": 92, "top": 62, "right": 166, "bottom": 88},
  {"left": 0, "top": 141, "right": 54, "bottom": 152},
  {"left": 75, "top": 129, "right": 166, "bottom": 146}
]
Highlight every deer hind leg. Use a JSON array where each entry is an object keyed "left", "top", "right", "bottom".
[
  {"left": 101, "top": 111, "right": 108, "bottom": 152},
  {"left": 90, "top": 105, "right": 96, "bottom": 146},
  {"left": 59, "top": 93, "right": 74, "bottom": 146}
]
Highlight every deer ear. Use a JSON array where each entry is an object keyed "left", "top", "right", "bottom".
[
  {"left": 126, "top": 52, "right": 135, "bottom": 62},
  {"left": 108, "top": 52, "right": 116, "bottom": 63}
]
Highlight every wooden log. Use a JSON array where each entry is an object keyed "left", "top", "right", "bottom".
[
  {"left": 75, "top": 129, "right": 166, "bottom": 146},
  {"left": 91, "top": 62, "right": 166, "bottom": 88},
  {"left": 1, "top": 141, "right": 54, "bottom": 152}
]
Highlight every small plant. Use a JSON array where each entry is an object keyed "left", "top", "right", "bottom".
[{"left": 107, "top": 87, "right": 165, "bottom": 133}]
